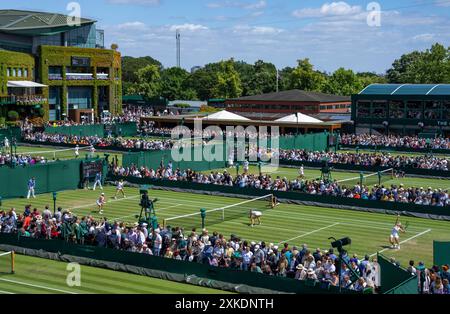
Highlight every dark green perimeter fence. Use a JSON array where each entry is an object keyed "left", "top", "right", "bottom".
[
  {"left": 44, "top": 124, "right": 105, "bottom": 137},
  {"left": 433, "top": 241, "right": 450, "bottom": 266},
  {"left": 109, "top": 175, "right": 450, "bottom": 221},
  {"left": 0, "top": 158, "right": 107, "bottom": 199},
  {"left": 123, "top": 146, "right": 227, "bottom": 172},
  {"left": 377, "top": 253, "right": 418, "bottom": 294},
  {"left": 43, "top": 122, "right": 138, "bottom": 138},
  {"left": 0, "top": 233, "right": 415, "bottom": 294},
  {"left": 0, "top": 127, "right": 21, "bottom": 143}
]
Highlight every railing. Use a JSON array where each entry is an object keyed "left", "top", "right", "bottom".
[
  {"left": 1, "top": 95, "right": 48, "bottom": 106},
  {"left": 66, "top": 73, "right": 94, "bottom": 80},
  {"left": 48, "top": 74, "right": 63, "bottom": 80},
  {"left": 96, "top": 73, "right": 109, "bottom": 80}
]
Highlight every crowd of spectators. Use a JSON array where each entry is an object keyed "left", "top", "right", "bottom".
[
  {"left": 0, "top": 153, "right": 48, "bottom": 167},
  {"left": 279, "top": 150, "right": 449, "bottom": 171},
  {"left": 111, "top": 165, "right": 450, "bottom": 207},
  {"left": 340, "top": 134, "right": 450, "bottom": 150},
  {"left": 23, "top": 132, "right": 174, "bottom": 151},
  {"left": 0, "top": 204, "right": 380, "bottom": 293}
]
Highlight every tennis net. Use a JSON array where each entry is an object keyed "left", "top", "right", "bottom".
[
  {"left": 0, "top": 251, "right": 15, "bottom": 274},
  {"left": 337, "top": 168, "right": 393, "bottom": 187},
  {"left": 163, "top": 194, "right": 274, "bottom": 231}
]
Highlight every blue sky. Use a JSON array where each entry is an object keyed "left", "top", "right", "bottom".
[{"left": 3, "top": 0, "right": 450, "bottom": 73}]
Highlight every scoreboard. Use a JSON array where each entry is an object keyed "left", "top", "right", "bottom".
[{"left": 81, "top": 159, "right": 104, "bottom": 180}]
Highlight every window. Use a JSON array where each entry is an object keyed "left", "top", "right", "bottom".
[
  {"left": 424, "top": 101, "right": 440, "bottom": 120},
  {"left": 443, "top": 101, "right": 450, "bottom": 120},
  {"left": 18, "top": 68, "right": 22, "bottom": 77},
  {"left": 6, "top": 68, "right": 10, "bottom": 77},
  {"left": 406, "top": 101, "right": 422, "bottom": 119},
  {"left": 389, "top": 100, "right": 405, "bottom": 119},
  {"left": 68, "top": 86, "right": 93, "bottom": 109},
  {"left": 356, "top": 101, "right": 370, "bottom": 117},
  {"left": 23, "top": 68, "right": 28, "bottom": 78},
  {"left": 372, "top": 101, "right": 387, "bottom": 118},
  {"left": 12, "top": 68, "right": 16, "bottom": 77}
]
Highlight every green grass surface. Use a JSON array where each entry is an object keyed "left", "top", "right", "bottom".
[
  {"left": 0, "top": 250, "right": 229, "bottom": 294},
  {"left": 204, "top": 165, "right": 450, "bottom": 191},
  {"left": 2, "top": 186, "right": 449, "bottom": 268}
]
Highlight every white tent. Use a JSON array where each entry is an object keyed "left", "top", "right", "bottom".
[
  {"left": 203, "top": 110, "right": 250, "bottom": 121},
  {"left": 7, "top": 81, "right": 47, "bottom": 88},
  {"left": 275, "top": 113, "right": 323, "bottom": 123}
]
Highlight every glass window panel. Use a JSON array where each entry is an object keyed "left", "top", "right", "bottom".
[
  {"left": 389, "top": 100, "right": 405, "bottom": 118},
  {"left": 356, "top": 101, "right": 370, "bottom": 117},
  {"left": 443, "top": 101, "right": 450, "bottom": 120},
  {"left": 371, "top": 100, "right": 387, "bottom": 118},
  {"left": 406, "top": 100, "right": 422, "bottom": 119},
  {"left": 424, "top": 101, "right": 441, "bottom": 120}
]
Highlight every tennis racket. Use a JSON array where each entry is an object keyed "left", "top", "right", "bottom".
[{"left": 404, "top": 221, "right": 409, "bottom": 231}]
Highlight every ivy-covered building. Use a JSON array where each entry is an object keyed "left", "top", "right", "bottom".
[
  {"left": 0, "top": 9, "right": 122, "bottom": 123},
  {"left": 352, "top": 84, "right": 450, "bottom": 136}
]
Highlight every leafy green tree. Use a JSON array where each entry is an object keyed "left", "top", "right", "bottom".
[
  {"left": 134, "top": 64, "right": 161, "bottom": 98},
  {"left": 323, "top": 68, "right": 363, "bottom": 96},
  {"left": 187, "top": 65, "right": 219, "bottom": 100},
  {"left": 278, "top": 66, "right": 294, "bottom": 91},
  {"left": 122, "top": 56, "right": 162, "bottom": 84},
  {"left": 386, "top": 43, "right": 450, "bottom": 83},
  {"left": 212, "top": 59, "right": 242, "bottom": 99},
  {"left": 160, "top": 67, "right": 197, "bottom": 100},
  {"left": 289, "top": 59, "right": 327, "bottom": 91}
]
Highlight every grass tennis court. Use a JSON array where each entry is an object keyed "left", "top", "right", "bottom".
[
  {"left": 8, "top": 145, "right": 124, "bottom": 165},
  {"left": 2, "top": 185, "right": 449, "bottom": 268},
  {"left": 0, "top": 250, "right": 229, "bottom": 294}
]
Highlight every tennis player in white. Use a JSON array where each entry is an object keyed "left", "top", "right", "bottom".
[
  {"left": 97, "top": 193, "right": 106, "bottom": 214},
  {"left": 243, "top": 160, "right": 249, "bottom": 174},
  {"left": 390, "top": 215, "right": 406, "bottom": 249},
  {"left": 113, "top": 179, "right": 126, "bottom": 199},
  {"left": 298, "top": 165, "right": 305, "bottom": 178},
  {"left": 75, "top": 145, "right": 79, "bottom": 158},
  {"left": 249, "top": 209, "right": 262, "bottom": 227}
]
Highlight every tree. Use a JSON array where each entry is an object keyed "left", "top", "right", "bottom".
[
  {"left": 134, "top": 64, "right": 161, "bottom": 98},
  {"left": 386, "top": 43, "right": 450, "bottom": 84},
  {"left": 357, "top": 72, "right": 387, "bottom": 89},
  {"left": 289, "top": 59, "right": 327, "bottom": 91},
  {"left": 278, "top": 66, "right": 294, "bottom": 91},
  {"left": 160, "top": 67, "right": 197, "bottom": 100},
  {"left": 212, "top": 59, "right": 242, "bottom": 99},
  {"left": 324, "top": 68, "right": 363, "bottom": 96},
  {"left": 121, "top": 56, "right": 162, "bottom": 84},
  {"left": 187, "top": 65, "right": 219, "bottom": 100}
]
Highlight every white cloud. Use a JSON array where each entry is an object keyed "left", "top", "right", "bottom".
[
  {"left": 434, "top": 0, "right": 450, "bottom": 7},
  {"left": 412, "top": 33, "right": 436, "bottom": 42},
  {"left": 293, "top": 1, "right": 362, "bottom": 18},
  {"left": 169, "top": 24, "right": 209, "bottom": 32},
  {"left": 117, "top": 21, "right": 147, "bottom": 30},
  {"left": 233, "top": 25, "right": 284, "bottom": 35},
  {"left": 107, "top": 0, "right": 160, "bottom": 5},
  {"left": 207, "top": 0, "right": 266, "bottom": 10}
]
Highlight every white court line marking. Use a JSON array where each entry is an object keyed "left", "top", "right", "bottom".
[
  {"left": 112, "top": 204, "right": 183, "bottom": 221},
  {"left": 277, "top": 223, "right": 340, "bottom": 245},
  {"left": 369, "top": 228, "right": 432, "bottom": 257},
  {"left": 67, "top": 195, "right": 140, "bottom": 211},
  {"left": 154, "top": 196, "right": 425, "bottom": 231},
  {"left": 0, "top": 289, "right": 15, "bottom": 294},
  {"left": 0, "top": 278, "right": 78, "bottom": 294}
]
